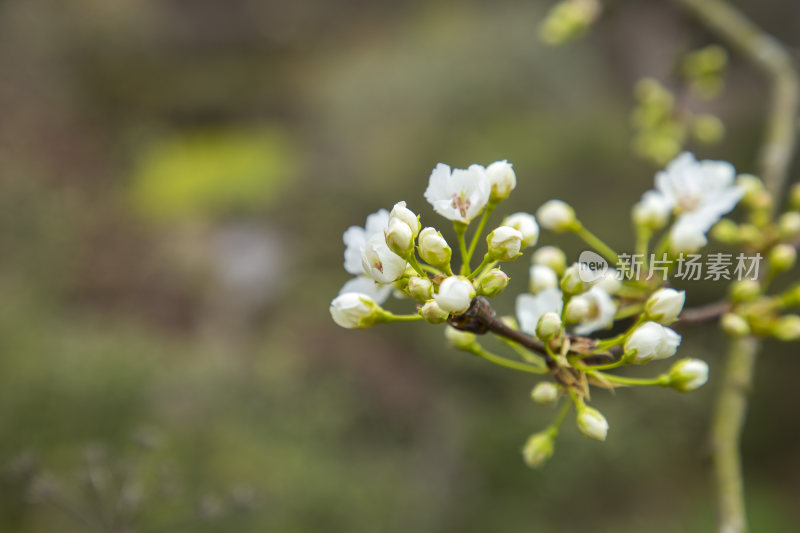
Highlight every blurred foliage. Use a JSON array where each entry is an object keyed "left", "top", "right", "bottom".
[
  {"left": 0, "top": 0, "right": 799, "bottom": 531},
  {"left": 130, "top": 128, "right": 298, "bottom": 222}
]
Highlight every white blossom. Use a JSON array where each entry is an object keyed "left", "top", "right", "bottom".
[
  {"left": 389, "top": 201, "right": 420, "bottom": 236},
  {"left": 434, "top": 276, "right": 475, "bottom": 314},
  {"left": 632, "top": 190, "right": 672, "bottom": 229},
  {"left": 571, "top": 286, "right": 617, "bottom": 335},
  {"left": 361, "top": 233, "right": 408, "bottom": 284},
  {"left": 486, "top": 159, "right": 516, "bottom": 202},
  {"left": 343, "top": 209, "right": 389, "bottom": 275},
  {"left": 424, "top": 163, "right": 490, "bottom": 223},
  {"left": 330, "top": 293, "right": 381, "bottom": 329},
  {"left": 532, "top": 246, "right": 567, "bottom": 274},
  {"left": 536, "top": 312, "right": 562, "bottom": 341},
  {"left": 487, "top": 226, "right": 523, "bottom": 261},
  {"left": 338, "top": 276, "right": 392, "bottom": 304},
  {"left": 624, "top": 321, "right": 681, "bottom": 363},
  {"left": 417, "top": 227, "right": 452, "bottom": 267},
  {"left": 670, "top": 219, "right": 708, "bottom": 253},
  {"left": 531, "top": 382, "right": 559, "bottom": 405},
  {"left": 516, "top": 288, "right": 564, "bottom": 337}
]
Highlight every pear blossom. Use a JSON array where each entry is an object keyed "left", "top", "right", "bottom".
[
  {"left": 632, "top": 190, "right": 671, "bottom": 229},
  {"left": 516, "top": 288, "right": 564, "bottom": 337},
  {"left": 361, "top": 233, "right": 408, "bottom": 284},
  {"left": 531, "top": 382, "right": 559, "bottom": 405},
  {"left": 624, "top": 321, "right": 681, "bottom": 363},
  {"left": 389, "top": 201, "right": 420, "bottom": 236},
  {"left": 330, "top": 293, "right": 382, "bottom": 329},
  {"left": 424, "top": 163, "right": 491, "bottom": 223},
  {"left": 594, "top": 268, "right": 622, "bottom": 294},
  {"left": 338, "top": 276, "right": 392, "bottom": 304},
  {"left": 532, "top": 246, "right": 567, "bottom": 274},
  {"left": 420, "top": 299, "right": 449, "bottom": 323},
  {"left": 576, "top": 406, "right": 609, "bottom": 441},
  {"left": 486, "top": 159, "right": 516, "bottom": 202},
  {"left": 668, "top": 359, "right": 709, "bottom": 391},
  {"left": 343, "top": 209, "right": 390, "bottom": 276},
  {"left": 503, "top": 212, "right": 539, "bottom": 248},
  {"left": 571, "top": 286, "right": 617, "bottom": 335},
  {"left": 654, "top": 152, "right": 745, "bottom": 248},
  {"left": 529, "top": 264, "right": 559, "bottom": 294},
  {"left": 522, "top": 431, "right": 555, "bottom": 468},
  {"left": 478, "top": 269, "right": 509, "bottom": 297},
  {"left": 385, "top": 219, "right": 414, "bottom": 257},
  {"left": 417, "top": 227, "right": 452, "bottom": 267},
  {"left": 434, "top": 276, "right": 475, "bottom": 314},
  {"left": 560, "top": 263, "right": 591, "bottom": 294},
  {"left": 536, "top": 312, "right": 562, "bottom": 341},
  {"left": 645, "top": 288, "right": 685, "bottom": 324},
  {"left": 445, "top": 325, "right": 477, "bottom": 349},
  {"left": 407, "top": 276, "right": 433, "bottom": 302}
]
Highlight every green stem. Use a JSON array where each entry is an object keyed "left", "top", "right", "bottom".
[
  {"left": 498, "top": 336, "right": 549, "bottom": 368},
  {"left": 467, "top": 344, "right": 548, "bottom": 375},
  {"left": 572, "top": 223, "right": 620, "bottom": 264},
  {"left": 548, "top": 401, "right": 572, "bottom": 436},
  {"left": 466, "top": 205, "right": 495, "bottom": 265},
  {"left": 406, "top": 255, "right": 427, "bottom": 278},
  {"left": 590, "top": 371, "right": 669, "bottom": 387},
  {"left": 383, "top": 313, "right": 424, "bottom": 323},
  {"left": 635, "top": 226, "right": 653, "bottom": 260},
  {"left": 454, "top": 222, "right": 469, "bottom": 275},
  {"left": 469, "top": 254, "right": 494, "bottom": 279}
]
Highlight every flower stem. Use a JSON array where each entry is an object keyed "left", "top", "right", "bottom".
[
  {"left": 454, "top": 221, "right": 469, "bottom": 275},
  {"left": 572, "top": 223, "right": 620, "bottom": 265},
  {"left": 406, "top": 255, "right": 427, "bottom": 278},
  {"left": 590, "top": 371, "right": 669, "bottom": 387},
  {"left": 383, "top": 313, "right": 424, "bottom": 323},
  {"left": 468, "top": 254, "right": 494, "bottom": 279},
  {"left": 466, "top": 204, "right": 494, "bottom": 262},
  {"left": 466, "top": 344, "right": 548, "bottom": 375},
  {"left": 548, "top": 401, "right": 572, "bottom": 436}
]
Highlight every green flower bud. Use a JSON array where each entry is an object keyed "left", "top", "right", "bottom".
[
  {"left": 536, "top": 312, "right": 563, "bottom": 341},
  {"left": 729, "top": 280, "right": 761, "bottom": 303},
  {"left": 522, "top": 430, "right": 555, "bottom": 468},
  {"left": 531, "top": 382, "right": 559, "bottom": 405},
  {"left": 487, "top": 226, "right": 523, "bottom": 261},
  {"left": 418, "top": 227, "right": 452, "bottom": 269},
  {"left": 445, "top": 326, "right": 477, "bottom": 350},
  {"left": 778, "top": 212, "right": 800, "bottom": 240},
  {"left": 769, "top": 244, "right": 796, "bottom": 273},
  {"left": 691, "top": 114, "right": 725, "bottom": 144},
  {"left": 790, "top": 183, "right": 800, "bottom": 211},
  {"left": 330, "top": 293, "right": 384, "bottom": 329},
  {"left": 720, "top": 313, "right": 750, "bottom": 337},
  {"left": 560, "top": 263, "right": 589, "bottom": 295},
  {"left": 537, "top": 200, "right": 577, "bottom": 232},
  {"left": 576, "top": 405, "right": 608, "bottom": 441},
  {"left": 478, "top": 269, "right": 509, "bottom": 297},
  {"left": 668, "top": 358, "right": 709, "bottom": 391},
  {"left": 772, "top": 315, "right": 800, "bottom": 341},
  {"left": 407, "top": 277, "right": 433, "bottom": 302},
  {"left": 737, "top": 174, "right": 765, "bottom": 206},
  {"left": 711, "top": 219, "right": 740, "bottom": 244},
  {"left": 420, "top": 300, "right": 449, "bottom": 324},
  {"left": 532, "top": 246, "right": 567, "bottom": 275}
]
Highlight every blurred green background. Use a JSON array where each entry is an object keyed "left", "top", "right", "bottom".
[{"left": 1, "top": 0, "right": 799, "bottom": 531}]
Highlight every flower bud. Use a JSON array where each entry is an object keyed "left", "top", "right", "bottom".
[
  {"left": 532, "top": 246, "right": 567, "bottom": 275},
  {"left": 389, "top": 201, "right": 420, "bottom": 236},
  {"left": 445, "top": 326, "right": 477, "bottom": 350},
  {"left": 624, "top": 321, "right": 681, "bottom": 363},
  {"left": 536, "top": 312, "right": 562, "bottom": 341},
  {"left": 418, "top": 227, "right": 452, "bottom": 268},
  {"left": 670, "top": 223, "right": 707, "bottom": 253},
  {"left": 434, "top": 276, "right": 475, "bottom": 314},
  {"left": 779, "top": 212, "right": 800, "bottom": 240},
  {"left": 478, "top": 269, "right": 509, "bottom": 297},
  {"left": 385, "top": 219, "right": 414, "bottom": 257},
  {"left": 529, "top": 264, "right": 559, "bottom": 294},
  {"left": 645, "top": 288, "right": 686, "bottom": 324},
  {"left": 720, "top": 313, "right": 750, "bottom": 337},
  {"left": 711, "top": 219, "right": 740, "bottom": 244},
  {"left": 487, "top": 226, "right": 523, "bottom": 261},
  {"left": 772, "top": 315, "right": 800, "bottom": 341},
  {"left": 692, "top": 114, "right": 724, "bottom": 144},
  {"left": 522, "top": 430, "right": 555, "bottom": 468},
  {"left": 362, "top": 233, "right": 408, "bottom": 283},
  {"left": 407, "top": 276, "right": 433, "bottom": 302},
  {"left": 768, "top": 244, "right": 796, "bottom": 273},
  {"left": 564, "top": 295, "right": 591, "bottom": 324},
  {"left": 560, "top": 263, "right": 589, "bottom": 295},
  {"left": 728, "top": 280, "right": 761, "bottom": 303},
  {"left": 632, "top": 191, "right": 671, "bottom": 230},
  {"left": 486, "top": 159, "right": 516, "bottom": 202},
  {"left": 668, "top": 358, "right": 709, "bottom": 391},
  {"left": 537, "top": 200, "right": 577, "bottom": 232},
  {"left": 736, "top": 174, "right": 765, "bottom": 206},
  {"left": 790, "top": 182, "right": 800, "bottom": 211},
  {"left": 420, "top": 299, "right": 449, "bottom": 323},
  {"left": 530, "top": 382, "right": 559, "bottom": 405},
  {"left": 503, "top": 212, "right": 539, "bottom": 248},
  {"left": 329, "top": 293, "right": 383, "bottom": 329},
  {"left": 576, "top": 405, "right": 608, "bottom": 441}
]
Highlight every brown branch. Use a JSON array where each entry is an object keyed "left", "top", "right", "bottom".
[{"left": 675, "top": 300, "right": 731, "bottom": 325}]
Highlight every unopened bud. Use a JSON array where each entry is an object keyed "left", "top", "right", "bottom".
[
  {"left": 529, "top": 264, "right": 559, "bottom": 294},
  {"left": 445, "top": 326, "right": 477, "bottom": 350},
  {"left": 668, "top": 358, "right": 709, "bottom": 391},
  {"left": 565, "top": 295, "right": 591, "bottom": 324},
  {"left": 418, "top": 227, "right": 452, "bottom": 268},
  {"left": 576, "top": 405, "right": 608, "bottom": 441},
  {"left": 531, "top": 382, "right": 559, "bottom": 405},
  {"left": 486, "top": 159, "right": 517, "bottom": 203},
  {"left": 420, "top": 300, "right": 449, "bottom": 323},
  {"left": 537, "top": 200, "right": 577, "bottom": 232},
  {"left": 728, "top": 280, "right": 761, "bottom": 303},
  {"left": 522, "top": 430, "right": 555, "bottom": 468},
  {"left": 645, "top": 288, "right": 685, "bottom": 324},
  {"left": 487, "top": 226, "right": 523, "bottom": 261},
  {"left": 769, "top": 244, "right": 796, "bottom": 273},
  {"left": 407, "top": 277, "right": 433, "bottom": 302},
  {"left": 778, "top": 212, "right": 800, "bottom": 240},
  {"left": 632, "top": 191, "right": 671, "bottom": 230},
  {"left": 385, "top": 219, "right": 414, "bottom": 257},
  {"left": 434, "top": 276, "right": 475, "bottom": 314},
  {"left": 720, "top": 313, "right": 750, "bottom": 337},
  {"left": 532, "top": 246, "right": 567, "bottom": 275},
  {"left": 711, "top": 219, "right": 740, "bottom": 244},
  {"left": 736, "top": 174, "right": 765, "bottom": 206},
  {"left": 330, "top": 293, "right": 384, "bottom": 329},
  {"left": 536, "top": 312, "right": 562, "bottom": 341},
  {"left": 561, "top": 263, "right": 589, "bottom": 295},
  {"left": 503, "top": 212, "right": 539, "bottom": 248},
  {"left": 389, "top": 201, "right": 420, "bottom": 236},
  {"left": 772, "top": 315, "right": 800, "bottom": 341},
  {"left": 478, "top": 269, "right": 509, "bottom": 297},
  {"left": 624, "top": 322, "right": 681, "bottom": 363}
]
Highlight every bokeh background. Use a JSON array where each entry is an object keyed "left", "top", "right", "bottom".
[{"left": 1, "top": 0, "right": 799, "bottom": 531}]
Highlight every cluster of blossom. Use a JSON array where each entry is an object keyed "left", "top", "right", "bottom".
[{"left": 330, "top": 151, "right": 799, "bottom": 468}]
